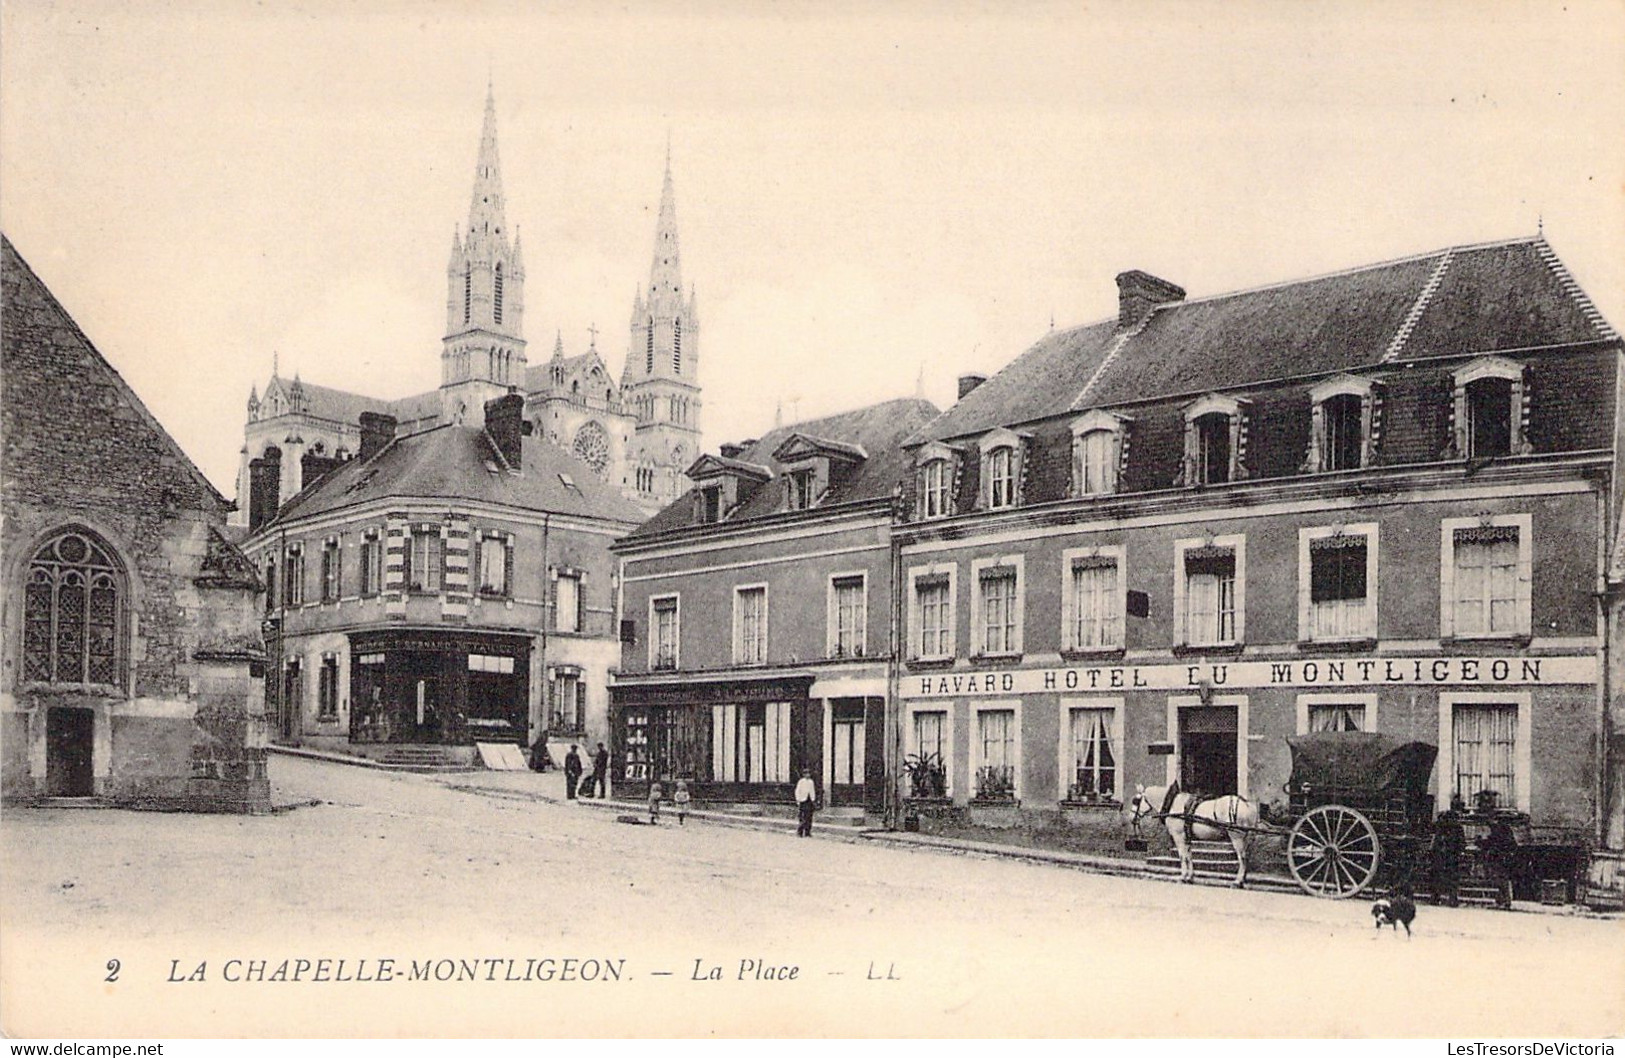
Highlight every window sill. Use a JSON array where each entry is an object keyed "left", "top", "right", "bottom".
[
  {"left": 970, "top": 652, "right": 1024, "bottom": 666},
  {"left": 970, "top": 795, "right": 1019, "bottom": 807},
  {"left": 1060, "top": 798, "right": 1123, "bottom": 810},
  {"left": 1440, "top": 634, "right": 1533, "bottom": 650},
  {"left": 1171, "top": 643, "right": 1244, "bottom": 658},
  {"left": 1060, "top": 647, "right": 1127, "bottom": 663},
  {"left": 906, "top": 656, "right": 956, "bottom": 671},
  {"left": 17, "top": 681, "right": 125, "bottom": 699},
  {"left": 1298, "top": 638, "right": 1377, "bottom": 653}
]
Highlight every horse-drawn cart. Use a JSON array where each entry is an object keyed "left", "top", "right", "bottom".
[
  {"left": 1129, "top": 731, "right": 1438, "bottom": 899},
  {"left": 1281, "top": 732, "right": 1437, "bottom": 899}
]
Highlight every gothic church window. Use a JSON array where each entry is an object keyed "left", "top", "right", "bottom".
[
  {"left": 22, "top": 528, "right": 124, "bottom": 687},
  {"left": 463, "top": 267, "right": 471, "bottom": 325},
  {"left": 646, "top": 317, "right": 655, "bottom": 374},
  {"left": 494, "top": 264, "right": 504, "bottom": 325},
  {"left": 674, "top": 318, "right": 682, "bottom": 373}
]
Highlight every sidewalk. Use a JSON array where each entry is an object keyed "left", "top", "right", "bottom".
[{"left": 266, "top": 744, "right": 1614, "bottom": 915}]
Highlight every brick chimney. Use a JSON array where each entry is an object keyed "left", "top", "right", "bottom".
[
  {"left": 958, "top": 373, "right": 988, "bottom": 399},
  {"left": 720, "top": 439, "right": 757, "bottom": 460},
  {"left": 1115, "top": 270, "right": 1186, "bottom": 330},
  {"left": 484, "top": 393, "right": 525, "bottom": 470},
  {"left": 358, "top": 412, "right": 397, "bottom": 462}
]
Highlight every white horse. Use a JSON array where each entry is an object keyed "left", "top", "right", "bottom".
[{"left": 1128, "top": 783, "right": 1259, "bottom": 888}]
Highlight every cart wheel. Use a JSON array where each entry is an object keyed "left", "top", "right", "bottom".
[{"left": 1287, "top": 805, "right": 1380, "bottom": 899}]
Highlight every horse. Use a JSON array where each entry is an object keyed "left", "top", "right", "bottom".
[{"left": 1128, "top": 782, "right": 1259, "bottom": 888}]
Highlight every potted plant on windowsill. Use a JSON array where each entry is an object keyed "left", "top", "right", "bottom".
[
  {"left": 972, "top": 766, "right": 1016, "bottom": 804},
  {"left": 903, "top": 752, "right": 948, "bottom": 802}
]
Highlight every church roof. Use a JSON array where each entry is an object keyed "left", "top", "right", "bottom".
[
  {"left": 626, "top": 397, "right": 939, "bottom": 540},
  {"left": 919, "top": 235, "right": 1615, "bottom": 442},
  {"left": 263, "top": 423, "right": 646, "bottom": 528},
  {"left": 2, "top": 234, "right": 233, "bottom": 515}
]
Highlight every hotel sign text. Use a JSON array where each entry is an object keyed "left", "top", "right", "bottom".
[{"left": 905, "top": 655, "right": 1597, "bottom": 699}]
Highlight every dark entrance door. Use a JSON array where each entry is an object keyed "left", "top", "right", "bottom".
[
  {"left": 396, "top": 650, "right": 444, "bottom": 743},
  {"left": 46, "top": 707, "right": 95, "bottom": 797},
  {"left": 1179, "top": 705, "right": 1238, "bottom": 796}
]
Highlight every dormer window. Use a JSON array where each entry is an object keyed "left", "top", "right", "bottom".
[
  {"left": 922, "top": 459, "right": 949, "bottom": 517},
  {"left": 1450, "top": 356, "right": 1528, "bottom": 461},
  {"left": 1306, "top": 375, "right": 1378, "bottom": 473},
  {"left": 988, "top": 448, "right": 1015, "bottom": 507},
  {"left": 1181, "top": 394, "right": 1245, "bottom": 487},
  {"left": 699, "top": 485, "right": 722, "bottom": 523},
  {"left": 771, "top": 433, "right": 864, "bottom": 514},
  {"left": 913, "top": 440, "right": 960, "bottom": 520},
  {"left": 787, "top": 468, "right": 816, "bottom": 511},
  {"left": 979, "top": 429, "right": 1025, "bottom": 510},
  {"left": 1070, "top": 410, "right": 1129, "bottom": 497}
]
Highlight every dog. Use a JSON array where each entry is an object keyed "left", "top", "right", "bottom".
[{"left": 1371, "top": 891, "right": 1417, "bottom": 937}]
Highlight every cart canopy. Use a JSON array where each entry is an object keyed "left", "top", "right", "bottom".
[{"left": 1286, "top": 732, "right": 1437, "bottom": 797}]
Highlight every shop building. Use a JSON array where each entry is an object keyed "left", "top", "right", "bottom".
[
  {"left": 2, "top": 236, "right": 269, "bottom": 812},
  {"left": 894, "top": 236, "right": 1621, "bottom": 869},
  {"left": 241, "top": 394, "right": 643, "bottom": 764},
  {"left": 610, "top": 398, "right": 938, "bottom": 812}
]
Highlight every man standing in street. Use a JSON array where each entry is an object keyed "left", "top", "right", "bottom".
[
  {"left": 590, "top": 742, "right": 610, "bottom": 799},
  {"left": 795, "top": 769, "right": 818, "bottom": 837},
  {"left": 563, "top": 744, "right": 583, "bottom": 801}
]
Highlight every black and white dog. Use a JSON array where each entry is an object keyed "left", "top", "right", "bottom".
[{"left": 1371, "top": 890, "right": 1417, "bottom": 937}]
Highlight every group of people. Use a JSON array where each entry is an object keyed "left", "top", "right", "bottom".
[
  {"left": 555, "top": 746, "right": 824, "bottom": 836},
  {"left": 642, "top": 770, "right": 820, "bottom": 833},
  {"left": 561, "top": 743, "right": 610, "bottom": 800}
]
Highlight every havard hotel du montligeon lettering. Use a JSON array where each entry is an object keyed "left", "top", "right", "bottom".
[{"left": 613, "top": 233, "right": 1625, "bottom": 908}]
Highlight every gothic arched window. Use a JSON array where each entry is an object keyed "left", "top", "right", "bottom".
[
  {"left": 463, "top": 267, "right": 472, "bottom": 325},
  {"left": 494, "top": 263, "right": 504, "bottom": 325},
  {"left": 23, "top": 528, "right": 124, "bottom": 687},
  {"left": 674, "top": 318, "right": 682, "bottom": 373},
  {"left": 646, "top": 317, "right": 655, "bottom": 374}
]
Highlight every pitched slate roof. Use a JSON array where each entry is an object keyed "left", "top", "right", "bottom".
[
  {"left": 1, "top": 235, "right": 231, "bottom": 512},
  {"left": 921, "top": 236, "right": 1614, "bottom": 442},
  {"left": 627, "top": 397, "right": 940, "bottom": 540},
  {"left": 264, "top": 423, "right": 646, "bottom": 528}
]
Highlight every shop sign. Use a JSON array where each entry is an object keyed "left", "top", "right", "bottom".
[{"left": 904, "top": 654, "right": 1597, "bottom": 699}]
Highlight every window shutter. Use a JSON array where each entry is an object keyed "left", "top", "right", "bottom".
[
  {"left": 473, "top": 536, "right": 483, "bottom": 592},
  {"left": 504, "top": 537, "right": 514, "bottom": 597}
]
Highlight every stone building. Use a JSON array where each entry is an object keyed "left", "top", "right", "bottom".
[
  {"left": 234, "top": 89, "right": 701, "bottom": 528},
  {"left": 891, "top": 235, "right": 1620, "bottom": 887},
  {"left": 2, "top": 236, "right": 269, "bottom": 812},
  {"left": 610, "top": 397, "right": 938, "bottom": 813},
  {"left": 240, "top": 394, "right": 644, "bottom": 765}
]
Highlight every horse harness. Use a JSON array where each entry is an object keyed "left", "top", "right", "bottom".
[{"left": 1158, "top": 781, "right": 1239, "bottom": 842}]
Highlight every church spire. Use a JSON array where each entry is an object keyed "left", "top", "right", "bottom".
[
  {"left": 647, "top": 139, "right": 682, "bottom": 306},
  {"left": 465, "top": 83, "right": 507, "bottom": 247}
]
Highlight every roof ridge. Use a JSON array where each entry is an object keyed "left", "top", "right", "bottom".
[
  {"left": 1381, "top": 248, "right": 1455, "bottom": 362},
  {"left": 1174, "top": 235, "right": 1540, "bottom": 309}
]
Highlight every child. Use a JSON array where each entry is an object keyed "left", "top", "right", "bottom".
[
  {"left": 674, "top": 778, "right": 691, "bottom": 826},
  {"left": 648, "top": 780, "right": 663, "bottom": 825}
]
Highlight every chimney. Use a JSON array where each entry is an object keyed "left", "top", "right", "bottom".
[
  {"left": 358, "top": 412, "right": 397, "bottom": 462},
  {"left": 958, "top": 374, "right": 988, "bottom": 400},
  {"left": 1115, "top": 270, "right": 1186, "bottom": 331},
  {"left": 719, "top": 439, "right": 757, "bottom": 460},
  {"left": 484, "top": 393, "right": 525, "bottom": 470}
]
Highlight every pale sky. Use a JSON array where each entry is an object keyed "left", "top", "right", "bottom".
[{"left": 4, "top": 0, "right": 1623, "bottom": 497}]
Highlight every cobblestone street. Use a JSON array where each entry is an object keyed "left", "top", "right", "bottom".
[{"left": 2, "top": 755, "right": 1621, "bottom": 1038}]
